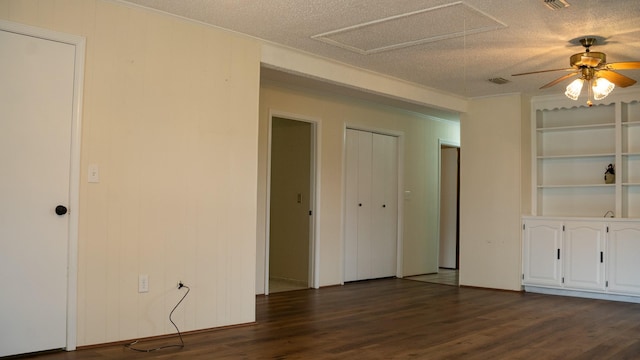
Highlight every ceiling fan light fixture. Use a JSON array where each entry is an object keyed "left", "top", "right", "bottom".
[
  {"left": 592, "top": 77, "right": 615, "bottom": 100},
  {"left": 565, "top": 78, "right": 584, "bottom": 100}
]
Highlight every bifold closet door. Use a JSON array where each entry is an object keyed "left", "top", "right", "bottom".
[
  {"left": 345, "top": 129, "right": 397, "bottom": 282},
  {"left": 371, "top": 133, "right": 398, "bottom": 278}
]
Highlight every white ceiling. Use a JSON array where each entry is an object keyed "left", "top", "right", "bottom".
[{"left": 120, "top": 0, "right": 640, "bottom": 103}]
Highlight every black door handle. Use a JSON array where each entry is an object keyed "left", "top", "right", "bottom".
[{"left": 55, "top": 205, "right": 68, "bottom": 216}]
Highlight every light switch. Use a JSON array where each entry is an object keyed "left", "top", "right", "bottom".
[
  {"left": 88, "top": 164, "right": 99, "bottom": 183},
  {"left": 138, "top": 274, "right": 149, "bottom": 293},
  {"left": 404, "top": 190, "right": 411, "bottom": 200}
]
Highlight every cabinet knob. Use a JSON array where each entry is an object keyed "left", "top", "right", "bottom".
[
  {"left": 382, "top": 204, "right": 386, "bottom": 208},
  {"left": 359, "top": 203, "right": 362, "bottom": 207}
]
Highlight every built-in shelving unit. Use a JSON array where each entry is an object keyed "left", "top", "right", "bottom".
[
  {"left": 525, "top": 91, "right": 640, "bottom": 303},
  {"left": 621, "top": 102, "right": 640, "bottom": 217},
  {"left": 531, "top": 90, "right": 640, "bottom": 218}
]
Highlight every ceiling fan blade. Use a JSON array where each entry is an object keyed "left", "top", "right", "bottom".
[
  {"left": 597, "top": 70, "right": 637, "bottom": 88},
  {"left": 606, "top": 61, "right": 640, "bottom": 70},
  {"left": 539, "top": 72, "right": 579, "bottom": 89},
  {"left": 512, "top": 68, "right": 574, "bottom": 76}
]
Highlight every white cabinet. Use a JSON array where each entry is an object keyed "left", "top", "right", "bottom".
[
  {"left": 523, "top": 217, "right": 640, "bottom": 302},
  {"left": 563, "top": 222, "right": 606, "bottom": 291},
  {"left": 531, "top": 93, "right": 640, "bottom": 218},
  {"left": 607, "top": 223, "right": 640, "bottom": 295},
  {"left": 344, "top": 129, "right": 398, "bottom": 282},
  {"left": 522, "top": 220, "right": 562, "bottom": 287},
  {"left": 526, "top": 92, "right": 640, "bottom": 302}
]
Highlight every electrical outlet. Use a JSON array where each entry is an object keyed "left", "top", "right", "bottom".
[{"left": 138, "top": 274, "right": 149, "bottom": 293}]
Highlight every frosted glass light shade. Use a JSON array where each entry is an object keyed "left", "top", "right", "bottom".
[
  {"left": 565, "top": 78, "right": 584, "bottom": 100},
  {"left": 592, "top": 78, "right": 615, "bottom": 100}
]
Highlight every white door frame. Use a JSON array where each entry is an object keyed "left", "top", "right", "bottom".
[
  {"left": 265, "top": 110, "right": 321, "bottom": 294},
  {"left": 342, "top": 124, "right": 405, "bottom": 283},
  {"left": 436, "top": 139, "right": 460, "bottom": 270},
  {"left": 0, "top": 20, "right": 85, "bottom": 351}
]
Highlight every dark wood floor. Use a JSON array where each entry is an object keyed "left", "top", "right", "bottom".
[{"left": 14, "top": 278, "right": 640, "bottom": 359}]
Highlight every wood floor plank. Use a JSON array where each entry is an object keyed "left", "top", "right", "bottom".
[{"left": 14, "top": 278, "right": 640, "bottom": 359}]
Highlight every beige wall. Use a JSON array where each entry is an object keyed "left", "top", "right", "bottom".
[
  {"left": 459, "top": 94, "right": 523, "bottom": 291},
  {"left": 256, "top": 81, "right": 460, "bottom": 292},
  {"left": 1, "top": 0, "right": 260, "bottom": 346},
  {"left": 3, "top": 0, "right": 534, "bottom": 349}
]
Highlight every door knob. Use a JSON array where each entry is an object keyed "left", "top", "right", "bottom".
[{"left": 55, "top": 205, "right": 68, "bottom": 216}]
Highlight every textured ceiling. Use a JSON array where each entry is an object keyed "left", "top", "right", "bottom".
[{"left": 120, "top": 0, "right": 640, "bottom": 101}]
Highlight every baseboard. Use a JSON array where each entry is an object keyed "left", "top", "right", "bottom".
[{"left": 524, "top": 285, "right": 640, "bottom": 304}]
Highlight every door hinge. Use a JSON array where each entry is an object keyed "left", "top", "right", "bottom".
[
  {"left": 562, "top": 277, "right": 564, "bottom": 283},
  {"left": 522, "top": 274, "right": 525, "bottom": 280},
  {"left": 309, "top": 210, "right": 312, "bottom": 216},
  {"left": 562, "top": 225, "right": 565, "bottom": 231},
  {"left": 606, "top": 280, "right": 609, "bottom": 287},
  {"left": 523, "top": 224, "right": 525, "bottom": 230}
]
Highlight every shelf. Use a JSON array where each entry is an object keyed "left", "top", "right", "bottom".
[
  {"left": 532, "top": 94, "right": 640, "bottom": 218},
  {"left": 538, "top": 184, "right": 614, "bottom": 189},
  {"left": 537, "top": 123, "right": 615, "bottom": 132},
  {"left": 538, "top": 153, "right": 615, "bottom": 160}
]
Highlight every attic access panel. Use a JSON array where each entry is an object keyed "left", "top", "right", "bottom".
[{"left": 312, "top": 1, "right": 506, "bottom": 55}]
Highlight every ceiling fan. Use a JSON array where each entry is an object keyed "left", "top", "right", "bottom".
[{"left": 512, "top": 37, "right": 640, "bottom": 106}]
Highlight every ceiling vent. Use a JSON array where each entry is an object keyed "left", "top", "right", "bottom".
[
  {"left": 488, "top": 77, "right": 510, "bottom": 85},
  {"left": 543, "top": 0, "right": 570, "bottom": 10}
]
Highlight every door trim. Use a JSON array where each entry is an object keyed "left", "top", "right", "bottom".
[
  {"left": 265, "top": 110, "right": 321, "bottom": 294},
  {"left": 0, "top": 20, "right": 85, "bottom": 352},
  {"left": 342, "top": 125, "right": 405, "bottom": 283}
]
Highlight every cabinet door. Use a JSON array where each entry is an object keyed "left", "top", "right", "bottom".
[
  {"left": 523, "top": 220, "right": 563, "bottom": 287},
  {"left": 607, "top": 223, "right": 640, "bottom": 295},
  {"left": 563, "top": 221, "right": 606, "bottom": 291}
]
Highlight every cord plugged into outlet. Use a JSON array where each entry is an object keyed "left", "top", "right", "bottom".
[{"left": 126, "top": 280, "right": 190, "bottom": 352}]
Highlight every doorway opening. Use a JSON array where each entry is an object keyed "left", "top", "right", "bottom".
[
  {"left": 437, "top": 141, "right": 460, "bottom": 285},
  {"left": 266, "top": 116, "right": 317, "bottom": 294}
]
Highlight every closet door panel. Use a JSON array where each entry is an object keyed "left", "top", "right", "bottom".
[
  {"left": 344, "top": 129, "right": 398, "bottom": 281},
  {"left": 356, "top": 131, "right": 373, "bottom": 279},
  {"left": 344, "top": 129, "right": 360, "bottom": 281},
  {"left": 371, "top": 134, "right": 398, "bottom": 278}
]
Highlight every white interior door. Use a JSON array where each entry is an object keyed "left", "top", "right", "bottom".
[
  {"left": 0, "top": 27, "right": 76, "bottom": 357},
  {"left": 345, "top": 129, "right": 397, "bottom": 282}
]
